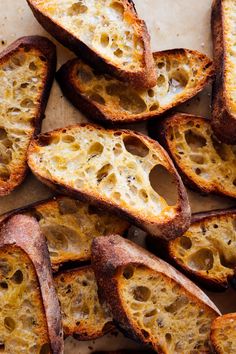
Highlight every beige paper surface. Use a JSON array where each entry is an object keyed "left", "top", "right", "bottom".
[{"left": 0, "top": 0, "right": 235, "bottom": 352}]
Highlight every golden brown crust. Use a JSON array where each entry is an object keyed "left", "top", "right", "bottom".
[
  {"left": 93, "top": 351, "right": 154, "bottom": 354},
  {"left": 210, "top": 313, "right": 236, "bottom": 353}
]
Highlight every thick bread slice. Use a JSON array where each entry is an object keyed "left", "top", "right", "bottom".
[
  {"left": 0, "top": 36, "right": 56, "bottom": 196},
  {"left": 92, "top": 235, "right": 220, "bottom": 354},
  {"left": 27, "top": 0, "right": 156, "bottom": 89},
  {"left": 149, "top": 113, "right": 236, "bottom": 197},
  {"left": 27, "top": 124, "right": 191, "bottom": 240},
  {"left": 0, "top": 196, "right": 129, "bottom": 271},
  {"left": 0, "top": 215, "right": 63, "bottom": 353},
  {"left": 211, "top": 0, "right": 236, "bottom": 144},
  {"left": 56, "top": 49, "right": 213, "bottom": 124},
  {"left": 54, "top": 266, "right": 114, "bottom": 340},
  {"left": 210, "top": 313, "right": 236, "bottom": 353}
]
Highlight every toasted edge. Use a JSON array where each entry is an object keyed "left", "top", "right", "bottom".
[
  {"left": 210, "top": 313, "right": 236, "bottom": 354},
  {"left": 92, "top": 351, "right": 155, "bottom": 354}
]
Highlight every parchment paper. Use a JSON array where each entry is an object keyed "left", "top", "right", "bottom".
[{"left": 0, "top": 0, "right": 235, "bottom": 352}]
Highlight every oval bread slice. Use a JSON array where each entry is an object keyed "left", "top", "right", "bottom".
[{"left": 210, "top": 313, "right": 236, "bottom": 354}]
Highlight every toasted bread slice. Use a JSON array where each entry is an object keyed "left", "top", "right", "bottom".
[
  {"left": 93, "top": 351, "right": 154, "bottom": 354},
  {"left": 27, "top": 0, "right": 156, "bottom": 89},
  {"left": 0, "top": 36, "right": 56, "bottom": 196},
  {"left": 149, "top": 113, "right": 236, "bottom": 197},
  {"left": 54, "top": 266, "right": 113, "bottom": 340},
  {"left": 0, "top": 215, "right": 63, "bottom": 353},
  {"left": 211, "top": 0, "right": 236, "bottom": 144},
  {"left": 27, "top": 124, "right": 191, "bottom": 240},
  {"left": 210, "top": 313, "right": 236, "bottom": 353},
  {"left": 0, "top": 196, "right": 129, "bottom": 271},
  {"left": 92, "top": 235, "right": 220, "bottom": 354},
  {"left": 57, "top": 49, "right": 213, "bottom": 124}
]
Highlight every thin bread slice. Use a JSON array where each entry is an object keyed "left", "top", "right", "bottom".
[
  {"left": 211, "top": 0, "right": 236, "bottom": 144},
  {"left": 0, "top": 215, "right": 63, "bottom": 353},
  {"left": 54, "top": 266, "right": 114, "bottom": 340},
  {"left": 149, "top": 113, "right": 236, "bottom": 198},
  {"left": 56, "top": 49, "right": 213, "bottom": 124},
  {"left": 27, "top": 124, "right": 191, "bottom": 240},
  {"left": 27, "top": 0, "right": 156, "bottom": 88},
  {"left": 210, "top": 313, "right": 236, "bottom": 353},
  {"left": 0, "top": 196, "right": 129, "bottom": 271},
  {"left": 0, "top": 36, "right": 56, "bottom": 196},
  {"left": 92, "top": 235, "right": 220, "bottom": 354}
]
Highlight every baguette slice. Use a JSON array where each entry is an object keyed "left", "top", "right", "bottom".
[
  {"left": 92, "top": 235, "right": 220, "bottom": 354},
  {"left": 0, "top": 196, "right": 129, "bottom": 271},
  {"left": 27, "top": 124, "right": 191, "bottom": 240},
  {"left": 210, "top": 313, "right": 236, "bottom": 353},
  {"left": 27, "top": 0, "right": 156, "bottom": 89},
  {"left": 0, "top": 215, "right": 63, "bottom": 353},
  {"left": 211, "top": 0, "right": 236, "bottom": 144},
  {"left": 93, "top": 351, "right": 154, "bottom": 354},
  {"left": 0, "top": 36, "right": 56, "bottom": 196},
  {"left": 149, "top": 113, "right": 236, "bottom": 197},
  {"left": 56, "top": 49, "right": 213, "bottom": 124}
]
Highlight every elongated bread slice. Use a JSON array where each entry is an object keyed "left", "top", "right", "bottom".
[
  {"left": 0, "top": 36, "right": 56, "bottom": 196},
  {"left": 0, "top": 196, "right": 129, "bottom": 271},
  {"left": 27, "top": 124, "right": 191, "bottom": 240},
  {"left": 0, "top": 215, "right": 63, "bottom": 353},
  {"left": 27, "top": 0, "right": 156, "bottom": 89},
  {"left": 92, "top": 235, "right": 220, "bottom": 354},
  {"left": 211, "top": 0, "right": 236, "bottom": 144},
  {"left": 210, "top": 313, "right": 236, "bottom": 353},
  {"left": 57, "top": 49, "right": 213, "bottom": 124},
  {"left": 55, "top": 266, "right": 113, "bottom": 340},
  {"left": 149, "top": 113, "right": 236, "bottom": 197}
]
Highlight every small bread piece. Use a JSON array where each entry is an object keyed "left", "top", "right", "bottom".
[
  {"left": 149, "top": 113, "right": 236, "bottom": 197},
  {"left": 54, "top": 266, "right": 113, "bottom": 340},
  {"left": 0, "top": 36, "right": 56, "bottom": 196},
  {"left": 92, "top": 235, "right": 220, "bottom": 354},
  {"left": 211, "top": 0, "right": 236, "bottom": 144},
  {"left": 0, "top": 196, "right": 129, "bottom": 271},
  {"left": 0, "top": 215, "right": 63, "bottom": 353},
  {"left": 56, "top": 50, "right": 213, "bottom": 124},
  {"left": 27, "top": 124, "right": 191, "bottom": 240},
  {"left": 210, "top": 313, "right": 236, "bottom": 353},
  {"left": 27, "top": 0, "right": 156, "bottom": 89}
]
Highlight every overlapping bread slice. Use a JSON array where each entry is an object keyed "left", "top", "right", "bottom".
[
  {"left": 57, "top": 49, "right": 213, "bottom": 124},
  {"left": 149, "top": 113, "right": 236, "bottom": 197},
  {"left": 92, "top": 235, "right": 220, "bottom": 354},
  {"left": 0, "top": 36, "right": 56, "bottom": 196},
  {"left": 0, "top": 196, "right": 129, "bottom": 271},
  {"left": 27, "top": 124, "right": 191, "bottom": 240},
  {"left": 210, "top": 313, "right": 236, "bottom": 353},
  {"left": 27, "top": 0, "right": 156, "bottom": 88},
  {"left": 0, "top": 215, "right": 63, "bottom": 353}
]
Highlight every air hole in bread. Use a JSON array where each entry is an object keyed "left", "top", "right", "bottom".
[
  {"left": 97, "top": 164, "right": 112, "bottom": 183},
  {"left": 41, "top": 224, "right": 69, "bottom": 251},
  {"left": 11, "top": 54, "right": 25, "bottom": 67},
  {"left": 20, "top": 98, "right": 36, "bottom": 108},
  {"left": 157, "top": 74, "right": 166, "bottom": 86},
  {"left": 149, "top": 103, "right": 159, "bottom": 111},
  {"left": 39, "top": 343, "right": 51, "bottom": 354},
  {"left": 0, "top": 282, "right": 8, "bottom": 289},
  {"left": 110, "top": 1, "right": 124, "bottom": 18},
  {"left": 0, "top": 129, "right": 7, "bottom": 140},
  {"left": 212, "top": 136, "right": 229, "bottom": 161},
  {"left": 185, "top": 130, "right": 207, "bottom": 151},
  {"left": 114, "top": 48, "right": 123, "bottom": 57},
  {"left": 165, "top": 332, "right": 172, "bottom": 344},
  {"left": 29, "top": 62, "right": 37, "bottom": 71},
  {"left": 62, "top": 135, "right": 75, "bottom": 143},
  {"left": 190, "top": 154, "right": 204, "bottom": 164},
  {"left": 68, "top": 2, "right": 88, "bottom": 15},
  {"left": 123, "top": 266, "right": 134, "bottom": 279},
  {"left": 169, "top": 70, "right": 188, "bottom": 91},
  {"left": 4, "top": 317, "right": 16, "bottom": 332},
  {"left": 157, "top": 61, "right": 165, "bottom": 69},
  {"left": 123, "top": 136, "right": 149, "bottom": 157},
  {"left": 77, "top": 67, "right": 93, "bottom": 83},
  {"left": 0, "top": 342, "right": 5, "bottom": 350},
  {"left": 165, "top": 296, "right": 189, "bottom": 313},
  {"left": 219, "top": 253, "right": 236, "bottom": 269},
  {"left": 141, "top": 329, "right": 150, "bottom": 338},
  {"left": 0, "top": 165, "right": 10, "bottom": 181},
  {"left": 88, "top": 142, "right": 104, "bottom": 158},
  {"left": 88, "top": 92, "right": 105, "bottom": 105},
  {"left": 11, "top": 270, "right": 23, "bottom": 284},
  {"left": 139, "top": 189, "right": 149, "bottom": 202},
  {"left": 58, "top": 198, "right": 78, "bottom": 215},
  {"left": 179, "top": 236, "right": 192, "bottom": 250},
  {"left": 119, "top": 93, "right": 147, "bottom": 114},
  {"left": 187, "top": 249, "right": 214, "bottom": 271},
  {"left": 148, "top": 89, "right": 155, "bottom": 97},
  {"left": 100, "top": 33, "right": 110, "bottom": 48},
  {"left": 145, "top": 309, "right": 157, "bottom": 317},
  {"left": 133, "top": 286, "right": 151, "bottom": 302}
]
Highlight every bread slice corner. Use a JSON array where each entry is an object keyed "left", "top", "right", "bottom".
[{"left": 210, "top": 313, "right": 236, "bottom": 354}]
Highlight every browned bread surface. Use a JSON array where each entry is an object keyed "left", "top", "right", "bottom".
[
  {"left": 92, "top": 235, "right": 220, "bottom": 354},
  {"left": 0, "top": 36, "right": 56, "bottom": 196},
  {"left": 27, "top": 124, "right": 191, "bottom": 240},
  {"left": 57, "top": 49, "right": 213, "bottom": 124},
  {"left": 93, "top": 351, "right": 154, "bottom": 354},
  {"left": 210, "top": 313, "right": 236, "bottom": 353},
  {"left": 27, "top": 0, "right": 156, "bottom": 88}
]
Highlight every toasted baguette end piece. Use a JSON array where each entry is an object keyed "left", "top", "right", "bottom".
[{"left": 211, "top": 313, "right": 236, "bottom": 354}]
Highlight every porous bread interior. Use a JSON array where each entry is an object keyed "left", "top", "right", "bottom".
[
  {"left": 169, "top": 213, "right": 236, "bottom": 283},
  {"left": 0, "top": 46, "right": 47, "bottom": 187},
  {"left": 118, "top": 265, "right": 217, "bottom": 354},
  {"left": 29, "top": 125, "right": 180, "bottom": 222},
  {"left": 212, "top": 314, "right": 236, "bottom": 353},
  {"left": 55, "top": 267, "right": 112, "bottom": 337},
  {"left": 166, "top": 117, "right": 236, "bottom": 196},
  {"left": 72, "top": 50, "right": 210, "bottom": 118},
  {"left": 30, "top": 0, "right": 145, "bottom": 72},
  {"left": 0, "top": 245, "right": 50, "bottom": 354}
]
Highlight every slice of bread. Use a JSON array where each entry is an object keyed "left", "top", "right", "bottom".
[
  {"left": 93, "top": 351, "right": 154, "bottom": 354},
  {"left": 27, "top": 0, "right": 156, "bottom": 89},
  {"left": 0, "top": 196, "right": 129, "bottom": 271},
  {"left": 149, "top": 113, "right": 236, "bottom": 198},
  {"left": 56, "top": 49, "right": 213, "bottom": 124},
  {"left": 27, "top": 124, "right": 191, "bottom": 240},
  {"left": 210, "top": 313, "right": 236, "bottom": 353},
  {"left": 0, "top": 215, "right": 64, "bottom": 353},
  {"left": 0, "top": 36, "right": 56, "bottom": 196},
  {"left": 92, "top": 235, "right": 220, "bottom": 354},
  {"left": 54, "top": 266, "right": 114, "bottom": 340},
  {"left": 211, "top": 0, "right": 236, "bottom": 144}
]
